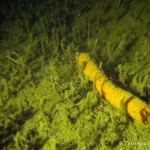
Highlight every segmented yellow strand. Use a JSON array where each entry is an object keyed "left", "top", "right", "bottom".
[{"left": 78, "top": 53, "right": 150, "bottom": 124}]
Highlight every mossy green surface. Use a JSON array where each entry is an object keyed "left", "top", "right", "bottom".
[{"left": 0, "top": 0, "right": 150, "bottom": 149}]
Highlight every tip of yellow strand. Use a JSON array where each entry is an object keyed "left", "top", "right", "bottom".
[{"left": 78, "top": 53, "right": 90, "bottom": 66}]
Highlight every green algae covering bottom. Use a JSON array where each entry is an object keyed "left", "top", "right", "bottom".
[{"left": 0, "top": 0, "right": 150, "bottom": 149}]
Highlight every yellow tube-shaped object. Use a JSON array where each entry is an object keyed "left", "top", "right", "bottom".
[{"left": 78, "top": 53, "right": 150, "bottom": 124}]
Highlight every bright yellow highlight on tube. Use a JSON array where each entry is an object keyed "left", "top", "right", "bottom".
[{"left": 78, "top": 53, "right": 150, "bottom": 124}]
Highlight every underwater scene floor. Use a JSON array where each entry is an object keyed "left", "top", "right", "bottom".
[{"left": 0, "top": 0, "right": 150, "bottom": 149}]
